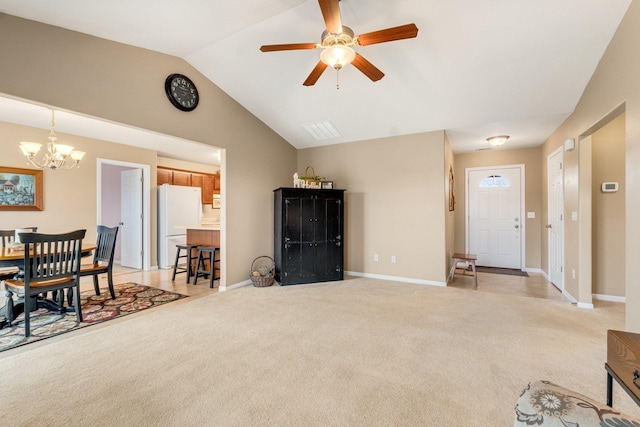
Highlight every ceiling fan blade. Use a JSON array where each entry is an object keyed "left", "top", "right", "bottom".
[
  {"left": 351, "top": 53, "right": 385, "bottom": 82},
  {"left": 260, "top": 43, "right": 318, "bottom": 52},
  {"left": 357, "top": 23, "right": 419, "bottom": 46},
  {"left": 303, "top": 61, "right": 329, "bottom": 86},
  {"left": 318, "top": 0, "right": 343, "bottom": 34}
]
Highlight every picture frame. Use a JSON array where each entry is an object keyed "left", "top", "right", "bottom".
[
  {"left": 212, "top": 194, "right": 221, "bottom": 209},
  {"left": 0, "top": 166, "right": 43, "bottom": 211},
  {"left": 321, "top": 181, "right": 334, "bottom": 189}
]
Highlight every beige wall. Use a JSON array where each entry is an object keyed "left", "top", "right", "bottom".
[
  {"left": 297, "top": 131, "right": 448, "bottom": 284},
  {"left": 444, "top": 134, "right": 455, "bottom": 272},
  {"left": 453, "top": 147, "right": 542, "bottom": 269},
  {"left": 541, "top": 1, "right": 640, "bottom": 329},
  {"left": 592, "top": 114, "right": 626, "bottom": 297},
  {"left": 0, "top": 14, "right": 297, "bottom": 287}
]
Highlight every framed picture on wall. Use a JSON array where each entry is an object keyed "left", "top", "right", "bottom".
[{"left": 0, "top": 166, "right": 43, "bottom": 211}]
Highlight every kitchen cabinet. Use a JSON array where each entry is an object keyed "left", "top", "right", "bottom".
[
  {"left": 202, "top": 175, "right": 214, "bottom": 205},
  {"left": 274, "top": 187, "right": 345, "bottom": 286},
  {"left": 157, "top": 169, "right": 172, "bottom": 186},
  {"left": 157, "top": 167, "right": 220, "bottom": 205},
  {"left": 172, "top": 170, "right": 191, "bottom": 186}
]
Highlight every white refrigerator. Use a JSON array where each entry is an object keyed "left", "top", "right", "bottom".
[{"left": 158, "top": 184, "right": 202, "bottom": 269}]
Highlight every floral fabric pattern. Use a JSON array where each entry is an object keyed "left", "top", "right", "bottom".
[{"left": 515, "top": 380, "right": 640, "bottom": 427}]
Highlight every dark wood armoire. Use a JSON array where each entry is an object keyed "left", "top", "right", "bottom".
[{"left": 274, "top": 188, "right": 345, "bottom": 285}]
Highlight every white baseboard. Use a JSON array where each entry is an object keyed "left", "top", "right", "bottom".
[
  {"left": 577, "top": 302, "right": 595, "bottom": 309},
  {"left": 220, "top": 279, "right": 252, "bottom": 292},
  {"left": 345, "top": 271, "right": 446, "bottom": 287},
  {"left": 524, "top": 267, "right": 542, "bottom": 274},
  {"left": 593, "top": 293, "right": 626, "bottom": 303},
  {"left": 561, "top": 289, "right": 594, "bottom": 309}
]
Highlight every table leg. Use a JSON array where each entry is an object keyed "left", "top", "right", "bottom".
[{"left": 607, "top": 371, "right": 613, "bottom": 407}]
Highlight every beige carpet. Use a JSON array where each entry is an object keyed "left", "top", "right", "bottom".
[{"left": 0, "top": 278, "right": 638, "bottom": 426}]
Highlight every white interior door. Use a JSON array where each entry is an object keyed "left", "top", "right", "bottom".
[
  {"left": 121, "top": 169, "right": 143, "bottom": 269},
  {"left": 468, "top": 167, "right": 523, "bottom": 269},
  {"left": 548, "top": 148, "right": 564, "bottom": 290}
]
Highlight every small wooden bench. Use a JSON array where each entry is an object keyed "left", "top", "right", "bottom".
[{"left": 448, "top": 253, "right": 477, "bottom": 287}]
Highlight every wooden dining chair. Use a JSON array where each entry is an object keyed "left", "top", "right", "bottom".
[
  {"left": 0, "top": 227, "right": 38, "bottom": 247},
  {"left": 0, "top": 227, "right": 38, "bottom": 282},
  {"left": 79, "top": 225, "right": 119, "bottom": 299},
  {"left": 4, "top": 229, "right": 86, "bottom": 337}
]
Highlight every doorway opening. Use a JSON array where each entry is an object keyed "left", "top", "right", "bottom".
[
  {"left": 576, "top": 107, "right": 626, "bottom": 306},
  {"left": 97, "top": 159, "right": 151, "bottom": 271}
]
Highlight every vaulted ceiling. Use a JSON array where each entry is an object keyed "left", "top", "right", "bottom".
[{"left": 0, "top": 0, "right": 632, "bottom": 161}]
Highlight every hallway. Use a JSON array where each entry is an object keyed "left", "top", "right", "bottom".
[{"left": 447, "top": 270, "right": 569, "bottom": 302}]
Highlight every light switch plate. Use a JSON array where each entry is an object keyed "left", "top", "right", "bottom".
[{"left": 527, "top": 212, "right": 535, "bottom": 219}]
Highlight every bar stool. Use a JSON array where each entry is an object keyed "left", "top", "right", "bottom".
[
  {"left": 193, "top": 246, "right": 220, "bottom": 288},
  {"left": 171, "top": 244, "right": 199, "bottom": 283}
]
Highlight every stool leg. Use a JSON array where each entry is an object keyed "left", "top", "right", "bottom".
[
  {"left": 186, "top": 247, "right": 194, "bottom": 284},
  {"left": 171, "top": 247, "right": 181, "bottom": 281},
  {"left": 193, "top": 250, "right": 203, "bottom": 286},
  {"left": 209, "top": 249, "right": 215, "bottom": 288},
  {"left": 470, "top": 260, "right": 477, "bottom": 288}
]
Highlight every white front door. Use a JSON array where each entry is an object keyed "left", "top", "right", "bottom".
[
  {"left": 547, "top": 148, "right": 564, "bottom": 290},
  {"left": 467, "top": 167, "right": 523, "bottom": 269},
  {"left": 120, "top": 169, "right": 143, "bottom": 269}
]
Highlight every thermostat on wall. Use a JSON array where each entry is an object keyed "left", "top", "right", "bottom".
[{"left": 601, "top": 182, "right": 619, "bottom": 192}]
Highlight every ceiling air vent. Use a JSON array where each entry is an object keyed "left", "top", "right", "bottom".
[{"left": 302, "top": 121, "right": 341, "bottom": 141}]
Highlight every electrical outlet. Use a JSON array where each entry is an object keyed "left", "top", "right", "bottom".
[
  {"left": 373, "top": 254, "right": 379, "bottom": 262},
  {"left": 391, "top": 255, "right": 396, "bottom": 263},
  {"left": 572, "top": 269, "right": 576, "bottom": 279}
]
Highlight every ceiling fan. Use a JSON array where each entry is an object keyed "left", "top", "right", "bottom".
[{"left": 260, "top": 0, "right": 418, "bottom": 87}]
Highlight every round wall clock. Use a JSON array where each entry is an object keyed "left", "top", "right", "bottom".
[{"left": 165, "top": 73, "right": 199, "bottom": 111}]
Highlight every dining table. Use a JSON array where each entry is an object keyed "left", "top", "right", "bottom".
[{"left": 0, "top": 242, "right": 97, "bottom": 328}]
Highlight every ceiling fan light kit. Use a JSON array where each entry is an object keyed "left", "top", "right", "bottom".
[{"left": 259, "top": 0, "right": 418, "bottom": 88}]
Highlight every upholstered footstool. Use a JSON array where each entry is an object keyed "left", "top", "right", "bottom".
[{"left": 514, "top": 380, "right": 640, "bottom": 426}]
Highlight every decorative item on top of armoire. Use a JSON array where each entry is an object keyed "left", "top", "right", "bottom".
[
  {"left": 294, "top": 166, "right": 326, "bottom": 188},
  {"left": 274, "top": 187, "right": 345, "bottom": 285}
]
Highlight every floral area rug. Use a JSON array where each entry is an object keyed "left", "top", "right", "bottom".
[{"left": 0, "top": 283, "right": 188, "bottom": 352}]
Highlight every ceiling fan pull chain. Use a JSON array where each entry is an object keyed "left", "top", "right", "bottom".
[{"left": 336, "top": 68, "right": 340, "bottom": 90}]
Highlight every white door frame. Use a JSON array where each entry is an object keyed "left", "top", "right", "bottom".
[
  {"left": 465, "top": 164, "right": 526, "bottom": 271},
  {"left": 547, "top": 145, "right": 564, "bottom": 291},
  {"left": 97, "top": 158, "right": 151, "bottom": 271}
]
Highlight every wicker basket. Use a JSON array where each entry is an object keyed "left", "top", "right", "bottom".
[
  {"left": 250, "top": 256, "right": 275, "bottom": 287},
  {"left": 299, "top": 166, "right": 324, "bottom": 189}
]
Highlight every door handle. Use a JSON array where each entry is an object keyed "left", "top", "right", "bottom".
[
  {"left": 546, "top": 224, "right": 552, "bottom": 229},
  {"left": 514, "top": 225, "right": 519, "bottom": 229}
]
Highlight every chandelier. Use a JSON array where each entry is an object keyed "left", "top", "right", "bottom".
[{"left": 19, "top": 110, "right": 85, "bottom": 170}]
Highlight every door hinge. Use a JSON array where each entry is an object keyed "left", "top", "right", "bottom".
[
  {"left": 560, "top": 163, "right": 563, "bottom": 170},
  {"left": 560, "top": 214, "right": 562, "bottom": 221},
  {"left": 560, "top": 266, "right": 563, "bottom": 273}
]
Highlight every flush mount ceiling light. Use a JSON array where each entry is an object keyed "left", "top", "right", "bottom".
[
  {"left": 19, "top": 110, "right": 85, "bottom": 170},
  {"left": 487, "top": 135, "right": 510, "bottom": 147}
]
